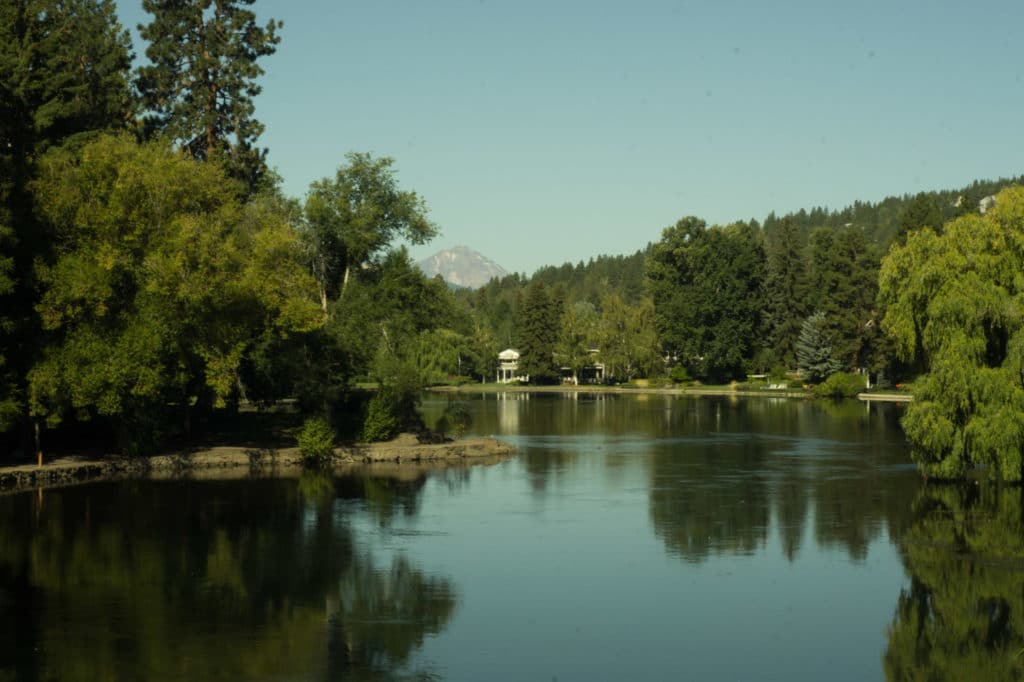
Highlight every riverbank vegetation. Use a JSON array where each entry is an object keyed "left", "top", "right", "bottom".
[{"left": 1, "top": 1, "right": 1022, "bottom": 479}]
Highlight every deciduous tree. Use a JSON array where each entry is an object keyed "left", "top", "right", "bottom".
[
  {"left": 304, "top": 153, "right": 437, "bottom": 312},
  {"left": 28, "top": 135, "right": 320, "bottom": 452},
  {"left": 646, "top": 218, "right": 764, "bottom": 383}
]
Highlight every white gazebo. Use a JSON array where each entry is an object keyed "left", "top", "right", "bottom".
[{"left": 497, "top": 348, "right": 528, "bottom": 383}]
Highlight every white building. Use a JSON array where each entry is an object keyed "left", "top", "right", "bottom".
[{"left": 496, "top": 348, "right": 529, "bottom": 383}]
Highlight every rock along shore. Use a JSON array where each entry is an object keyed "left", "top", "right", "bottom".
[{"left": 0, "top": 434, "right": 514, "bottom": 494}]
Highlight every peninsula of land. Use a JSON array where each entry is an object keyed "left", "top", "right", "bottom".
[{"left": 0, "top": 434, "right": 514, "bottom": 494}]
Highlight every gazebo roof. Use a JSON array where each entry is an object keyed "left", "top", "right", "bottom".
[{"left": 498, "top": 348, "right": 520, "bottom": 360}]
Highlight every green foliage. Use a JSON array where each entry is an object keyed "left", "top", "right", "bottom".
[
  {"left": 812, "top": 372, "right": 865, "bottom": 398},
  {"left": 598, "top": 293, "right": 661, "bottom": 381},
  {"left": 305, "top": 153, "right": 437, "bottom": 309},
  {"left": 670, "top": 365, "right": 691, "bottom": 384},
  {"left": 880, "top": 186, "right": 1024, "bottom": 480},
  {"left": 518, "top": 281, "right": 560, "bottom": 383},
  {"left": 361, "top": 391, "right": 400, "bottom": 442},
  {"left": 768, "top": 365, "right": 788, "bottom": 382},
  {"left": 646, "top": 218, "right": 765, "bottom": 383},
  {"left": 805, "top": 227, "right": 883, "bottom": 370},
  {"left": 297, "top": 417, "right": 335, "bottom": 461},
  {"left": 0, "top": 224, "right": 18, "bottom": 430},
  {"left": 0, "top": 0, "right": 135, "bottom": 156},
  {"left": 0, "top": 0, "right": 135, "bottom": 437},
  {"left": 796, "top": 312, "right": 841, "bottom": 383},
  {"left": 763, "top": 218, "right": 807, "bottom": 366},
  {"left": 896, "top": 191, "right": 943, "bottom": 243},
  {"left": 28, "top": 135, "right": 320, "bottom": 450},
  {"left": 760, "top": 176, "right": 1023, "bottom": 248},
  {"left": 557, "top": 300, "right": 598, "bottom": 383},
  {"left": 136, "top": 0, "right": 280, "bottom": 193}
]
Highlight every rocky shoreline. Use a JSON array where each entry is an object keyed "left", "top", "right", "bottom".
[{"left": 0, "top": 434, "right": 514, "bottom": 494}]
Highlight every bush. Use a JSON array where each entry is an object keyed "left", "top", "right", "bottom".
[
  {"left": 813, "top": 372, "right": 867, "bottom": 399},
  {"left": 297, "top": 417, "right": 336, "bottom": 461},
  {"left": 670, "top": 365, "right": 692, "bottom": 384},
  {"left": 361, "top": 391, "right": 400, "bottom": 442}
]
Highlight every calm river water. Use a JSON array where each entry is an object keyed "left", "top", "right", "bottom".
[{"left": 2, "top": 393, "right": 1022, "bottom": 681}]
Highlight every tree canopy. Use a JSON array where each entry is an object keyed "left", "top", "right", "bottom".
[
  {"left": 136, "top": 0, "right": 281, "bottom": 193},
  {"left": 880, "top": 186, "right": 1024, "bottom": 481},
  {"left": 646, "top": 217, "right": 765, "bottom": 383},
  {"left": 28, "top": 135, "right": 320, "bottom": 450},
  {"left": 305, "top": 153, "right": 437, "bottom": 312}
]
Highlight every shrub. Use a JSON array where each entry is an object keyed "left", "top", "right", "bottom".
[
  {"left": 361, "top": 391, "right": 400, "bottom": 442},
  {"left": 813, "top": 372, "right": 867, "bottom": 399},
  {"left": 297, "top": 417, "right": 336, "bottom": 461},
  {"left": 670, "top": 365, "right": 692, "bottom": 384}
]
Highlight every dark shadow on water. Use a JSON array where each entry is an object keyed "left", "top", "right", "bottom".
[{"left": 0, "top": 474, "right": 456, "bottom": 681}]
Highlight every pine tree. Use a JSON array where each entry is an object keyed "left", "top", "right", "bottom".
[
  {"left": 795, "top": 312, "right": 840, "bottom": 383},
  {"left": 519, "top": 281, "right": 560, "bottom": 384},
  {"left": 763, "top": 218, "right": 806, "bottom": 367},
  {"left": 136, "top": 0, "right": 281, "bottom": 194}
]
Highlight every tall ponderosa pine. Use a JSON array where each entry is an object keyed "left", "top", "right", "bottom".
[
  {"left": 136, "top": 0, "right": 281, "bottom": 193},
  {"left": 895, "top": 192, "right": 943, "bottom": 244},
  {"left": 805, "top": 227, "right": 880, "bottom": 370},
  {"left": 763, "top": 218, "right": 806, "bottom": 367},
  {"left": 519, "top": 281, "right": 560, "bottom": 384}
]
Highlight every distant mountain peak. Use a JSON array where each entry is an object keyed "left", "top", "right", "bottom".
[{"left": 417, "top": 246, "right": 508, "bottom": 289}]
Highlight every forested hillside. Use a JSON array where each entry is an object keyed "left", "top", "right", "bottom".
[{"left": 456, "top": 176, "right": 1020, "bottom": 388}]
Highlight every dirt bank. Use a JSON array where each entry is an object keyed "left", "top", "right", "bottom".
[{"left": 0, "top": 434, "right": 514, "bottom": 494}]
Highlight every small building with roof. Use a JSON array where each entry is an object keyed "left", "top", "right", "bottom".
[{"left": 496, "top": 348, "right": 529, "bottom": 383}]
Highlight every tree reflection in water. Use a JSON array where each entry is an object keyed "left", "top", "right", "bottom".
[
  {"left": 884, "top": 485, "right": 1024, "bottom": 681},
  {"left": 646, "top": 397, "right": 918, "bottom": 563},
  {"left": 0, "top": 475, "right": 456, "bottom": 681}
]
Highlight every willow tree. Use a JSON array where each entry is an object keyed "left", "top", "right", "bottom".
[
  {"left": 879, "top": 186, "right": 1024, "bottom": 480},
  {"left": 136, "top": 0, "right": 281, "bottom": 193}
]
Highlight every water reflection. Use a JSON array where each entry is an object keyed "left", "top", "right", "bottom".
[
  {"left": 884, "top": 485, "right": 1024, "bottom": 681},
  {"left": 0, "top": 476, "right": 456, "bottom": 681},
  {"left": 425, "top": 393, "right": 920, "bottom": 564}
]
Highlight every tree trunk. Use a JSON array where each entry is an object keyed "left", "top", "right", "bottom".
[
  {"left": 34, "top": 419, "right": 42, "bottom": 467},
  {"left": 341, "top": 262, "right": 352, "bottom": 296}
]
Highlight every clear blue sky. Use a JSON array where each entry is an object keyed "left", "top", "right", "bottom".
[{"left": 114, "top": 0, "right": 1024, "bottom": 275}]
